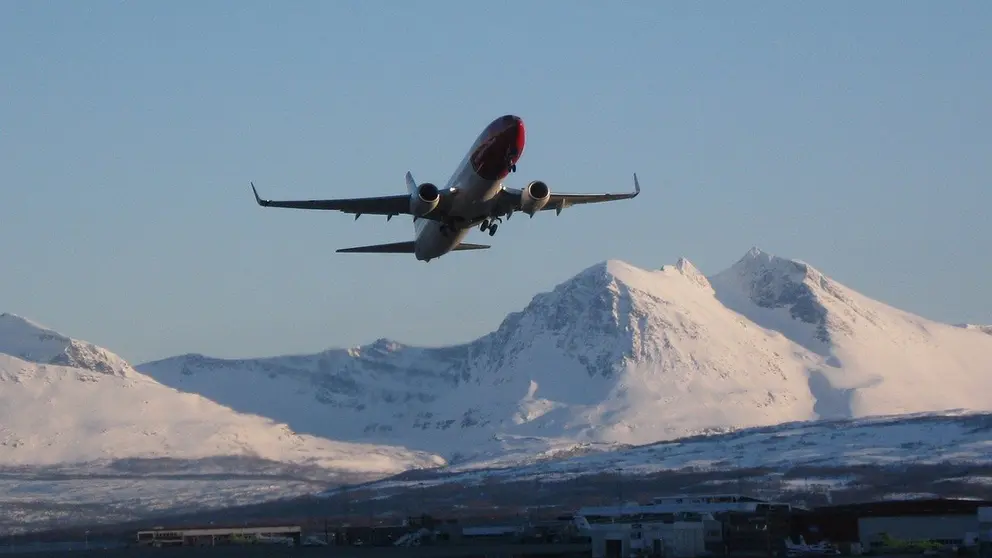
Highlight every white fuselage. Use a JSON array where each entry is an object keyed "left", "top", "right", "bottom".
[
  {"left": 413, "top": 165, "right": 502, "bottom": 261},
  {"left": 412, "top": 115, "right": 524, "bottom": 261}
]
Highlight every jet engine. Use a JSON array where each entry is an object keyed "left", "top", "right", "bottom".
[
  {"left": 520, "top": 180, "right": 550, "bottom": 215},
  {"left": 410, "top": 182, "right": 440, "bottom": 216}
]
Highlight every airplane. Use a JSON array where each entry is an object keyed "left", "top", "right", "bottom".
[{"left": 249, "top": 114, "right": 641, "bottom": 262}]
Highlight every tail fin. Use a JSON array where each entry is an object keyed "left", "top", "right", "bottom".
[{"left": 405, "top": 171, "right": 427, "bottom": 236}]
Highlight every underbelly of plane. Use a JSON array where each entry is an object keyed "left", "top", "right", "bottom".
[
  {"left": 414, "top": 168, "right": 501, "bottom": 260},
  {"left": 415, "top": 222, "right": 469, "bottom": 260}
]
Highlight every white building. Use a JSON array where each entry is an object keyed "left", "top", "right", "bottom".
[
  {"left": 575, "top": 496, "right": 766, "bottom": 557},
  {"left": 588, "top": 522, "right": 706, "bottom": 558}
]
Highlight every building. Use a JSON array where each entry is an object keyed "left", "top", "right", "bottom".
[
  {"left": 588, "top": 522, "right": 706, "bottom": 558},
  {"left": 573, "top": 505, "right": 721, "bottom": 545},
  {"left": 578, "top": 494, "right": 791, "bottom": 518},
  {"left": 574, "top": 497, "right": 731, "bottom": 557},
  {"left": 792, "top": 498, "right": 992, "bottom": 550},
  {"left": 647, "top": 494, "right": 793, "bottom": 515},
  {"left": 135, "top": 525, "right": 302, "bottom": 547},
  {"left": 575, "top": 493, "right": 794, "bottom": 554},
  {"left": 978, "top": 507, "right": 991, "bottom": 558}
]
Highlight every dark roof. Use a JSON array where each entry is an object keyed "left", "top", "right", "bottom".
[
  {"left": 805, "top": 498, "right": 992, "bottom": 517},
  {"left": 138, "top": 523, "right": 301, "bottom": 532}
]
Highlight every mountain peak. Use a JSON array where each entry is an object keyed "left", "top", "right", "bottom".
[
  {"left": 674, "top": 257, "right": 711, "bottom": 290},
  {"left": 0, "top": 312, "right": 135, "bottom": 377},
  {"left": 552, "top": 259, "right": 641, "bottom": 294},
  {"left": 734, "top": 246, "right": 812, "bottom": 271},
  {"left": 574, "top": 258, "right": 635, "bottom": 277},
  {"left": 745, "top": 245, "right": 770, "bottom": 260},
  {"left": 0, "top": 312, "right": 51, "bottom": 330},
  {"left": 722, "top": 247, "right": 829, "bottom": 288},
  {"left": 674, "top": 257, "right": 696, "bottom": 272},
  {"left": 709, "top": 249, "right": 837, "bottom": 348},
  {"left": 367, "top": 337, "right": 405, "bottom": 353},
  {"left": 569, "top": 259, "right": 713, "bottom": 292}
]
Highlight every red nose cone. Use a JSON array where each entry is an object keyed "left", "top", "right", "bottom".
[
  {"left": 513, "top": 117, "right": 526, "bottom": 160},
  {"left": 470, "top": 115, "right": 527, "bottom": 181}
]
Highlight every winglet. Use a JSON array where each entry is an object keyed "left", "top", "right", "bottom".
[
  {"left": 250, "top": 182, "right": 269, "bottom": 206},
  {"left": 405, "top": 171, "right": 417, "bottom": 195},
  {"left": 633, "top": 173, "right": 641, "bottom": 196}
]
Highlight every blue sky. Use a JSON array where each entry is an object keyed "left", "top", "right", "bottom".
[{"left": 1, "top": 1, "right": 989, "bottom": 364}]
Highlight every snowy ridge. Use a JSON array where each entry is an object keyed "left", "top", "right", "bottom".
[
  {"left": 0, "top": 313, "right": 135, "bottom": 377},
  {"left": 319, "top": 410, "right": 992, "bottom": 504},
  {"left": 958, "top": 323, "right": 992, "bottom": 336}
]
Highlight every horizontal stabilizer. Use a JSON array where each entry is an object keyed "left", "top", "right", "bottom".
[
  {"left": 337, "top": 241, "right": 417, "bottom": 253},
  {"left": 452, "top": 242, "right": 491, "bottom": 251},
  {"left": 336, "top": 241, "right": 490, "bottom": 254}
]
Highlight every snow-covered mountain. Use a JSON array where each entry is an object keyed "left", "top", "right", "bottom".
[
  {"left": 5, "top": 247, "right": 992, "bottom": 531},
  {"left": 0, "top": 313, "right": 134, "bottom": 377},
  {"left": 0, "top": 313, "right": 445, "bottom": 531},
  {"left": 708, "top": 248, "right": 992, "bottom": 420},
  {"left": 0, "top": 312, "right": 441, "bottom": 473},
  {"left": 139, "top": 248, "right": 992, "bottom": 464}
]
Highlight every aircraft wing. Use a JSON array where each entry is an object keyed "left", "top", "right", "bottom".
[
  {"left": 250, "top": 183, "right": 450, "bottom": 220},
  {"left": 496, "top": 173, "right": 641, "bottom": 216}
]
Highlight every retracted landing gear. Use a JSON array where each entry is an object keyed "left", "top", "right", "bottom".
[{"left": 480, "top": 217, "right": 502, "bottom": 237}]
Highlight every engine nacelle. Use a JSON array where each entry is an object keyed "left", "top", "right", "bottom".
[
  {"left": 520, "top": 180, "right": 550, "bottom": 215},
  {"left": 410, "top": 182, "right": 440, "bottom": 216}
]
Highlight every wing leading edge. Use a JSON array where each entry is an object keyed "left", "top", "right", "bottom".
[
  {"left": 495, "top": 173, "right": 642, "bottom": 216},
  {"left": 250, "top": 182, "right": 450, "bottom": 221}
]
